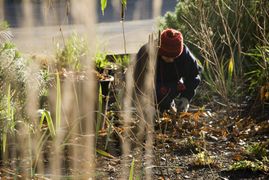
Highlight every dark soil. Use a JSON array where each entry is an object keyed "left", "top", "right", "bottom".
[
  {"left": 95, "top": 98, "right": 269, "bottom": 180},
  {"left": 92, "top": 70, "right": 269, "bottom": 180}
]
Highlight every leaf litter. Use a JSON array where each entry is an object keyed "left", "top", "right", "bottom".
[{"left": 96, "top": 104, "right": 269, "bottom": 179}]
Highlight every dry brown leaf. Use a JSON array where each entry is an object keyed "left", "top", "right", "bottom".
[
  {"left": 193, "top": 111, "right": 203, "bottom": 122},
  {"left": 191, "top": 129, "right": 201, "bottom": 136},
  {"left": 200, "top": 126, "right": 211, "bottom": 132},
  {"left": 180, "top": 112, "right": 193, "bottom": 119},
  {"left": 232, "top": 153, "right": 243, "bottom": 161},
  {"left": 260, "top": 86, "right": 265, "bottom": 101},
  {"left": 98, "top": 129, "right": 107, "bottom": 136},
  {"left": 221, "top": 129, "right": 228, "bottom": 138},
  {"left": 176, "top": 167, "right": 184, "bottom": 174},
  {"left": 156, "top": 133, "right": 169, "bottom": 141},
  {"left": 227, "top": 142, "right": 235, "bottom": 148},
  {"left": 232, "top": 127, "right": 240, "bottom": 137},
  {"left": 265, "top": 92, "right": 269, "bottom": 100}
]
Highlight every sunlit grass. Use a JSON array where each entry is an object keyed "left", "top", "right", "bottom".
[
  {"left": 0, "top": 0, "right": 268, "bottom": 179},
  {"left": 55, "top": 72, "right": 61, "bottom": 130}
]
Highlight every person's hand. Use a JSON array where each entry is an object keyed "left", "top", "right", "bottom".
[{"left": 174, "top": 97, "right": 189, "bottom": 113}]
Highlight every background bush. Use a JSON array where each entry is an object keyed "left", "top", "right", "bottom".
[{"left": 160, "top": 0, "right": 269, "bottom": 111}]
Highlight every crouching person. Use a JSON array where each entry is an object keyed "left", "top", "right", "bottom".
[{"left": 133, "top": 28, "right": 202, "bottom": 114}]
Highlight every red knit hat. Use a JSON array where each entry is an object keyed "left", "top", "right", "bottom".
[{"left": 158, "top": 28, "right": 183, "bottom": 58}]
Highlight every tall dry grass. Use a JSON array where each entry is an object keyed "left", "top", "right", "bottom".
[{"left": 0, "top": 0, "right": 165, "bottom": 179}]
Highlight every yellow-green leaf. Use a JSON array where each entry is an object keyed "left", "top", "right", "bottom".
[
  {"left": 96, "top": 149, "right": 115, "bottom": 159},
  {"left": 228, "top": 57, "right": 234, "bottom": 79},
  {"left": 101, "top": 0, "right": 107, "bottom": 15},
  {"left": 122, "top": 0, "right": 127, "bottom": 7},
  {"left": 129, "top": 157, "right": 135, "bottom": 180}
]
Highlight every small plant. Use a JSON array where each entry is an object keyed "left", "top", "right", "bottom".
[
  {"left": 246, "top": 142, "right": 267, "bottom": 160},
  {"left": 112, "top": 54, "right": 130, "bottom": 70},
  {"left": 193, "top": 151, "right": 215, "bottom": 166},
  {"left": 56, "top": 33, "right": 88, "bottom": 71},
  {"left": 192, "top": 131, "right": 216, "bottom": 166},
  {"left": 0, "top": 84, "right": 15, "bottom": 153},
  {"left": 230, "top": 160, "right": 268, "bottom": 172},
  {"left": 95, "top": 51, "right": 109, "bottom": 71},
  {"left": 0, "top": 42, "right": 27, "bottom": 153},
  {"left": 0, "top": 42, "right": 25, "bottom": 85},
  {"left": 244, "top": 46, "right": 269, "bottom": 99},
  {"left": 38, "top": 109, "right": 55, "bottom": 137}
]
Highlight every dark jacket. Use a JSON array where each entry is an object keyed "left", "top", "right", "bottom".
[{"left": 134, "top": 43, "right": 202, "bottom": 109}]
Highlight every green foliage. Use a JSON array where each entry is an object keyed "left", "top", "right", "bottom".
[
  {"left": 244, "top": 46, "right": 269, "bottom": 96},
  {"left": 100, "top": 0, "right": 107, "bottom": 15},
  {"left": 96, "top": 148, "right": 115, "bottom": 158},
  {"left": 55, "top": 72, "right": 62, "bottom": 130},
  {"left": 0, "top": 21, "right": 12, "bottom": 45},
  {"left": 0, "top": 42, "right": 26, "bottom": 153},
  {"left": 193, "top": 151, "right": 214, "bottom": 166},
  {"left": 56, "top": 33, "right": 88, "bottom": 71},
  {"left": 113, "top": 54, "right": 130, "bottom": 69},
  {"left": 39, "top": 109, "right": 56, "bottom": 137},
  {"left": 230, "top": 142, "right": 269, "bottom": 173},
  {"left": 230, "top": 160, "right": 268, "bottom": 172},
  {"left": 0, "top": 43, "right": 25, "bottom": 107},
  {"left": 0, "top": 42, "right": 24, "bottom": 85},
  {"left": 1, "top": 84, "right": 15, "bottom": 153},
  {"left": 129, "top": 158, "right": 135, "bottom": 180},
  {"left": 100, "top": 0, "right": 128, "bottom": 15},
  {"left": 246, "top": 142, "right": 267, "bottom": 159},
  {"left": 160, "top": 0, "right": 268, "bottom": 52},
  {"left": 95, "top": 51, "right": 110, "bottom": 71},
  {"left": 121, "top": 0, "right": 127, "bottom": 7},
  {"left": 38, "top": 67, "right": 51, "bottom": 98},
  {"left": 159, "top": 11, "right": 180, "bottom": 31},
  {"left": 0, "top": 21, "right": 9, "bottom": 29},
  {"left": 159, "top": 0, "right": 269, "bottom": 105}
]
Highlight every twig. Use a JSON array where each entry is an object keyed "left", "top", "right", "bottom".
[{"left": 121, "top": 2, "right": 127, "bottom": 54}]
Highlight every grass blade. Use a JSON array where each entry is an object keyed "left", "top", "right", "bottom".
[
  {"left": 96, "top": 84, "right": 103, "bottom": 140},
  {"left": 129, "top": 158, "right": 135, "bottom": 180},
  {"left": 228, "top": 57, "right": 234, "bottom": 81},
  {"left": 56, "top": 72, "right": 61, "bottom": 130},
  {"left": 101, "top": 0, "right": 107, "bottom": 15},
  {"left": 105, "top": 116, "right": 114, "bottom": 150},
  {"left": 2, "top": 84, "right": 13, "bottom": 153},
  {"left": 39, "top": 110, "right": 56, "bottom": 137},
  {"left": 96, "top": 148, "right": 115, "bottom": 159},
  {"left": 122, "top": 0, "right": 127, "bottom": 7}
]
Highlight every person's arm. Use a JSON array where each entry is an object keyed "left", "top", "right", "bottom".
[
  {"left": 174, "top": 49, "right": 202, "bottom": 113},
  {"left": 180, "top": 48, "right": 202, "bottom": 101}
]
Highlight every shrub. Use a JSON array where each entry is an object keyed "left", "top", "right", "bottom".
[
  {"left": 160, "top": 0, "right": 269, "bottom": 107},
  {"left": 0, "top": 42, "right": 27, "bottom": 152}
]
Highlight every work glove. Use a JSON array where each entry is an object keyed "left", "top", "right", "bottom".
[
  {"left": 174, "top": 97, "right": 189, "bottom": 113},
  {"left": 177, "top": 81, "right": 186, "bottom": 93}
]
